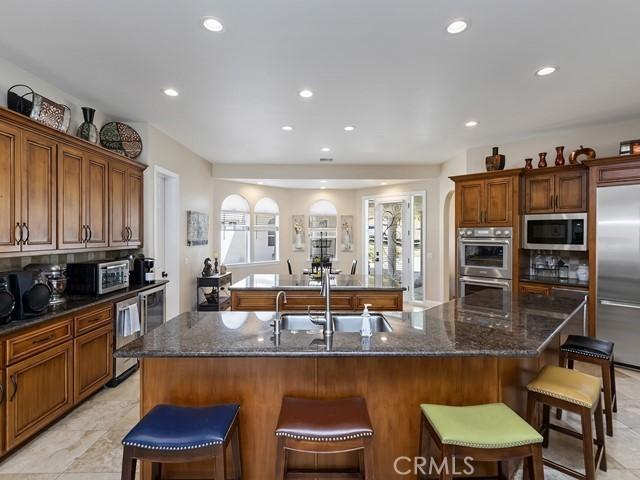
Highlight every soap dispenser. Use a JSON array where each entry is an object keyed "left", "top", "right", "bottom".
[{"left": 360, "top": 303, "right": 373, "bottom": 337}]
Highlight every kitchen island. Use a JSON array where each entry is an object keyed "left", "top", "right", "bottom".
[
  {"left": 229, "top": 273, "right": 405, "bottom": 311},
  {"left": 116, "top": 290, "right": 586, "bottom": 479}
]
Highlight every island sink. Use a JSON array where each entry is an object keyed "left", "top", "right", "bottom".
[{"left": 280, "top": 313, "right": 393, "bottom": 333}]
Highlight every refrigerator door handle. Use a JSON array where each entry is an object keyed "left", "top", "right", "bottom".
[{"left": 600, "top": 299, "right": 640, "bottom": 310}]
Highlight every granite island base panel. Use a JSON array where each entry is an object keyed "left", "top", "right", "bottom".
[
  {"left": 116, "top": 290, "right": 587, "bottom": 480},
  {"left": 229, "top": 274, "right": 406, "bottom": 312}
]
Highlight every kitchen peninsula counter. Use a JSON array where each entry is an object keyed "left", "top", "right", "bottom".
[
  {"left": 117, "top": 290, "right": 586, "bottom": 480},
  {"left": 229, "top": 273, "right": 405, "bottom": 311}
]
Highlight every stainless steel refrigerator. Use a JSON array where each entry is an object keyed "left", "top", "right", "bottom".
[{"left": 597, "top": 184, "right": 640, "bottom": 367}]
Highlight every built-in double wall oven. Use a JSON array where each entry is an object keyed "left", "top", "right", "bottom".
[{"left": 458, "top": 227, "right": 513, "bottom": 296}]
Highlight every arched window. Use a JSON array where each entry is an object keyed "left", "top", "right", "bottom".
[
  {"left": 308, "top": 200, "right": 338, "bottom": 261},
  {"left": 220, "top": 194, "right": 250, "bottom": 265},
  {"left": 253, "top": 197, "right": 279, "bottom": 262}
]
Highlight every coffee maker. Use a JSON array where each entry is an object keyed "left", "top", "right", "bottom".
[{"left": 132, "top": 258, "right": 155, "bottom": 285}]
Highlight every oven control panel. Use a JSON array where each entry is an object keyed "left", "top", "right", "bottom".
[{"left": 458, "top": 227, "right": 512, "bottom": 238}]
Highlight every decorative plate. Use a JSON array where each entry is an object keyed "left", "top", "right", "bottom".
[{"left": 99, "top": 122, "right": 143, "bottom": 159}]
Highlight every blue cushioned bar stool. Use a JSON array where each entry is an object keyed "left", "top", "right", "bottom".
[
  {"left": 121, "top": 404, "right": 242, "bottom": 480},
  {"left": 557, "top": 335, "right": 617, "bottom": 437}
]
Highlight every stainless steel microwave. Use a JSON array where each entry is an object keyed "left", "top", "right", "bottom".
[{"left": 523, "top": 213, "right": 588, "bottom": 251}]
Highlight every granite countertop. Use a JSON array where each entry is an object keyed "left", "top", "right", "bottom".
[
  {"left": 520, "top": 274, "right": 589, "bottom": 289},
  {"left": 229, "top": 274, "right": 405, "bottom": 291},
  {"left": 0, "top": 280, "right": 169, "bottom": 336},
  {"left": 115, "top": 289, "right": 587, "bottom": 359}
]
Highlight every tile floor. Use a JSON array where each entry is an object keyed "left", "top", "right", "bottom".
[{"left": 0, "top": 366, "right": 638, "bottom": 479}]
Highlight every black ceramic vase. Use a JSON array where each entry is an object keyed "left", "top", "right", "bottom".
[{"left": 77, "top": 107, "right": 99, "bottom": 144}]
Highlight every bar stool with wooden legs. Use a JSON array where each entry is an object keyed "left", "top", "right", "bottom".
[
  {"left": 527, "top": 365, "right": 606, "bottom": 480},
  {"left": 275, "top": 396, "right": 374, "bottom": 479},
  {"left": 557, "top": 335, "right": 617, "bottom": 437},
  {"left": 419, "top": 403, "right": 544, "bottom": 480},
  {"left": 121, "top": 404, "right": 242, "bottom": 480}
]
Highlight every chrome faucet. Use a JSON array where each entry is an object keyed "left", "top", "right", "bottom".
[
  {"left": 320, "top": 266, "right": 334, "bottom": 336},
  {"left": 273, "top": 290, "right": 288, "bottom": 336}
]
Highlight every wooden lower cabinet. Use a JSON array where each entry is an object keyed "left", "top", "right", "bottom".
[
  {"left": 6, "top": 341, "right": 73, "bottom": 450},
  {"left": 74, "top": 324, "right": 113, "bottom": 403},
  {"left": 231, "top": 289, "right": 404, "bottom": 312},
  {"left": 519, "top": 283, "right": 552, "bottom": 296}
]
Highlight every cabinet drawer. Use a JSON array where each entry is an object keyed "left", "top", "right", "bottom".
[
  {"left": 74, "top": 304, "right": 113, "bottom": 336},
  {"left": 6, "top": 319, "right": 73, "bottom": 365},
  {"left": 519, "top": 283, "right": 552, "bottom": 296},
  {"left": 355, "top": 292, "right": 402, "bottom": 311}
]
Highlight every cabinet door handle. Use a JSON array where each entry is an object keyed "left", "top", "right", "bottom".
[
  {"left": 87, "top": 225, "right": 92, "bottom": 242},
  {"left": 22, "top": 223, "right": 29, "bottom": 244},
  {"left": 0, "top": 382, "right": 4, "bottom": 405},
  {"left": 556, "top": 195, "right": 559, "bottom": 209},
  {"left": 127, "top": 227, "right": 132, "bottom": 241},
  {"left": 10, "top": 374, "right": 17, "bottom": 402},
  {"left": 15, "top": 223, "right": 22, "bottom": 245},
  {"left": 32, "top": 333, "right": 54, "bottom": 345},
  {"left": 82, "top": 225, "right": 87, "bottom": 243}
]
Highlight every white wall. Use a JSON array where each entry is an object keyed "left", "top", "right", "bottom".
[
  {"left": 0, "top": 56, "right": 112, "bottom": 133},
  {"left": 211, "top": 180, "right": 359, "bottom": 280},
  {"left": 139, "top": 125, "right": 215, "bottom": 314},
  {"left": 466, "top": 117, "right": 640, "bottom": 172}
]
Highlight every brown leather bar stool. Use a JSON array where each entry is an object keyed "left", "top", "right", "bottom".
[
  {"left": 275, "top": 396, "right": 374, "bottom": 479},
  {"left": 527, "top": 365, "right": 606, "bottom": 480},
  {"left": 557, "top": 335, "right": 617, "bottom": 436},
  {"left": 121, "top": 404, "right": 242, "bottom": 480}
]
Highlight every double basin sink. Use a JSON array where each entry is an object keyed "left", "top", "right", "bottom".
[{"left": 279, "top": 313, "right": 393, "bottom": 333}]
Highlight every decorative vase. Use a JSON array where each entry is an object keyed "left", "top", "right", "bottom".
[
  {"left": 214, "top": 257, "right": 219, "bottom": 274},
  {"left": 77, "top": 107, "right": 98, "bottom": 144},
  {"left": 295, "top": 232, "right": 303, "bottom": 250},
  {"left": 555, "top": 146, "right": 565, "bottom": 166},
  {"left": 524, "top": 158, "right": 533, "bottom": 170},
  {"left": 538, "top": 152, "right": 548, "bottom": 168},
  {"left": 485, "top": 146, "right": 506, "bottom": 171}
]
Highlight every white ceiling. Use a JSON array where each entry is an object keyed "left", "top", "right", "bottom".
[
  {"left": 227, "top": 179, "right": 410, "bottom": 189},
  {"left": 1, "top": 1, "right": 639, "bottom": 165}
]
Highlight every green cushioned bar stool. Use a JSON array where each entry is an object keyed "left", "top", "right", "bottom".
[
  {"left": 419, "top": 403, "right": 544, "bottom": 480},
  {"left": 527, "top": 365, "right": 606, "bottom": 480}
]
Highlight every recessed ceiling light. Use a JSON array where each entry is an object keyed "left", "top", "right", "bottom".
[
  {"left": 320, "top": 180, "right": 328, "bottom": 183},
  {"left": 344, "top": 125, "right": 356, "bottom": 132},
  {"left": 299, "top": 89, "right": 314, "bottom": 98},
  {"left": 465, "top": 120, "right": 479, "bottom": 127},
  {"left": 281, "top": 125, "right": 293, "bottom": 131},
  {"left": 446, "top": 19, "right": 469, "bottom": 35},
  {"left": 321, "top": 147, "right": 331, "bottom": 152},
  {"left": 320, "top": 186, "right": 327, "bottom": 190},
  {"left": 380, "top": 182, "right": 388, "bottom": 186},
  {"left": 202, "top": 17, "right": 224, "bottom": 32},
  {"left": 257, "top": 181, "right": 264, "bottom": 185},
  {"left": 163, "top": 88, "right": 179, "bottom": 97},
  {"left": 536, "top": 66, "right": 557, "bottom": 77}
]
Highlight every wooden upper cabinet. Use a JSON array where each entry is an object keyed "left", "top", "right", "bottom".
[
  {"left": 85, "top": 155, "right": 109, "bottom": 248},
  {"left": 126, "top": 168, "right": 143, "bottom": 247},
  {"left": 525, "top": 174, "right": 555, "bottom": 214},
  {"left": 20, "top": 131, "right": 57, "bottom": 252},
  {"left": 456, "top": 176, "right": 514, "bottom": 227},
  {"left": 109, "top": 161, "right": 144, "bottom": 247},
  {"left": 58, "top": 146, "right": 86, "bottom": 250},
  {"left": 0, "top": 122, "right": 21, "bottom": 254},
  {"left": 556, "top": 169, "right": 587, "bottom": 212},
  {"left": 484, "top": 177, "right": 513, "bottom": 226},
  {"left": 457, "top": 181, "right": 483, "bottom": 227},
  {"left": 524, "top": 168, "right": 587, "bottom": 214},
  {"left": 109, "top": 161, "right": 128, "bottom": 247}
]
